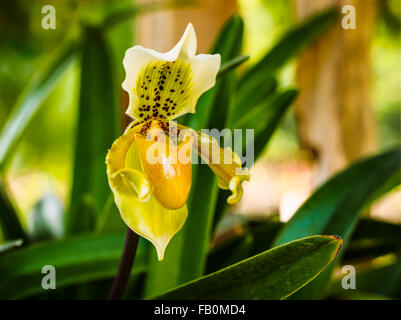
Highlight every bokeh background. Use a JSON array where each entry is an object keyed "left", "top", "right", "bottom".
[
  {"left": 0, "top": 0, "right": 400, "bottom": 300},
  {"left": 1, "top": 0, "right": 399, "bottom": 232}
]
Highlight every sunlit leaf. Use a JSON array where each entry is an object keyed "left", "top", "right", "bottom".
[
  {"left": 239, "top": 7, "right": 339, "bottom": 84},
  {"left": 0, "top": 41, "right": 76, "bottom": 169}
]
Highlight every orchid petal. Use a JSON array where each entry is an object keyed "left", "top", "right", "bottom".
[
  {"left": 193, "top": 131, "right": 250, "bottom": 205},
  {"left": 122, "top": 23, "right": 220, "bottom": 121},
  {"left": 134, "top": 124, "right": 193, "bottom": 210},
  {"left": 106, "top": 124, "right": 188, "bottom": 260}
]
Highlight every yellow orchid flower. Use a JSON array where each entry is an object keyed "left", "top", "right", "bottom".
[{"left": 106, "top": 23, "right": 249, "bottom": 261}]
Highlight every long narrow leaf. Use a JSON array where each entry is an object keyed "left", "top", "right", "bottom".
[
  {"left": 207, "top": 220, "right": 283, "bottom": 273},
  {"left": 239, "top": 7, "right": 339, "bottom": 85},
  {"left": 230, "top": 75, "right": 276, "bottom": 126},
  {"left": 344, "top": 219, "right": 401, "bottom": 262},
  {"left": 0, "top": 233, "right": 145, "bottom": 299},
  {"left": 66, "top": 27, "right": 119, "bottom": 234},
  {"left": 0, "top": 41, "right": 76, "bottom": 169},
  {"left": 155, "top": 235, "right": 342, "bottom": 300},
  {"left": 233, "top": 88, "right": 299, "bottom": 161},
  {"left": 230, "top": 7, "right": 339, "bottom": 126},
  {"left": 217, "top": 55, "right": 249, "bottom": 78},
  {"left": 274, "top": 148, "right": 401, "bottom": 299}
]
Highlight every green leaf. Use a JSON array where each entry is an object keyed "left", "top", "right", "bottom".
[
  {"left": 144, "top": 14, "right": 244, "bottom": 298},
  {"left": 95, "top": 194, "right": 126, "bottom": 234},
  {"left": 0, "top": 233, "right": 146, "bottom": 299},
  {"left": 273, "top": 148, "right": 401, "bottom": 299},
  {"left": 65, "top": 27, "right": 119, "bottom": 234},
  {"left": 344, "top": 219, "right": 401, "bottom": 262},
  {"left": 239, "top": 6, "right": 339, "bottom": 85},
  {"left": 210, "top": 14, "right": 244, "bottom": 63},
  {"left": 230, "top": 75, "right": 277, "bottom": 126},
  {"left": 237, "top": 88, "right": 298, "bottom": 160},
  {"left": 0, "top": 178, "right": 27, "bottom": 242},
  {"left": 0, "top": 41, "right": 76, "bottom": 170},
  {"left": 230, "top": 7, "right": 339, "bottom": 126},
  {"left": 0, "top": 239, "right": 23, "bottom": 254},
  {"left": 376, "top": 252, "right": 401, "bottom": 298},
  {"left": 351, "top": 219, "right": 401, "bottom": 242},
  {"left": 207, "top": 220, "right": 283, "bottom": 273},
  {"left": 213, "top": 89, "right": 298, "bottom": 230},
  {"left": 217, "top": 55, "right": 249, "bottom": 78},
  {"left": 155, "top": 235, "right": 343, "bottom": 300},
  {"left": 330, "top": 254, "right": 401, "bottom": 299}
]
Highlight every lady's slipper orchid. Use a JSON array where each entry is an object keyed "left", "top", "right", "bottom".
[{"left": 106, "top": 23, "right": 249, "bottom": 261}]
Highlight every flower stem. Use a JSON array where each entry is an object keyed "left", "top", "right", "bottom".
[{"left": 108, "top": 229, "right": 139, "bottom": 300}]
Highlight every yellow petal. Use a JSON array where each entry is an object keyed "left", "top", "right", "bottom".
[
  {"left": 134, "top": 124, "right": 193, "bottom": 210},
  {"left": 112, "top": 168, "right": 151, "bottom": 202},
  {"left": 106, "top": 123, "right": 188, "bottom": 260},
  {"left": 116, "top": 191, "right": 187, "bottom": 261},
  {"left": 192, "top": 130, "right": 250, "bottom": 205}
]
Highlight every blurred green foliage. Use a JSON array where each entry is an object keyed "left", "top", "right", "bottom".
[{"left": 0, "top": 0, "right": 399, "bottom": 300}]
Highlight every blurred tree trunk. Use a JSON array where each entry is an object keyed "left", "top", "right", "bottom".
[{"left": 294, "top": 0, "right": 378, "bottom": 185}]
